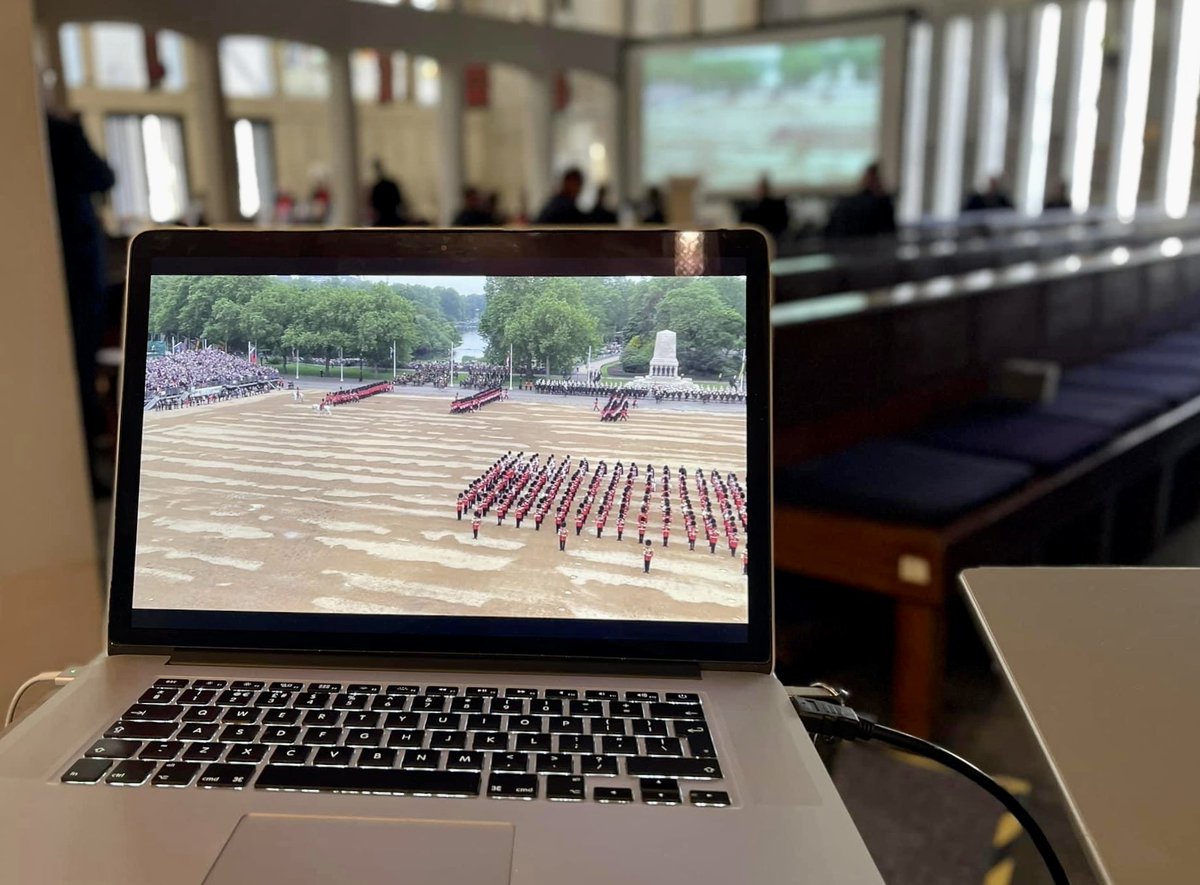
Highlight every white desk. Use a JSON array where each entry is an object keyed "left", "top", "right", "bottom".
[{"left": 961, "top": 568, "right": 1200, "bottom": 884}]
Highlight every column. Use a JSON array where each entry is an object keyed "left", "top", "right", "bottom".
[
  {"left": 1015, "top": 3, "right": 1062, "bottom": 215},
  {"left": 523, "top": 70, "right": 554, "bottom": 218},
  {"left": 897, "top": 20, "right": 933, "bottom": 224},
  {"left": 437, "top": 60, "right": 465, "bottom": 226},
  {"left": 327, "top": 50, "right": 361, "bottom": 227},
  {"left": 1156, "top": 0, "right": 1200, "bottom": 218},
  {"left": 1060, "top": 0, "right": 1109, "bottom": 212},
  {"left": 190, "top": 36, "right": 237, "bottom": 223},
  {"left": 973, "top": 10, "right": 1008, "bottom": 188},
  {"left": 932, "top": 17, "right": 973, "bottom": 219},
  {"left": 1106, "top": 0, "right": 1155, "bottom": 220}
]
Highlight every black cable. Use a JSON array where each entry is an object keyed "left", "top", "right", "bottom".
[{"left": 792, "top": 695, "right": 1070, "bottom": 885}]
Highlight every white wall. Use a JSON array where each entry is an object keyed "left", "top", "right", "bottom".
[{"left": 0, "top": 0, "right": 102, "bottom": 713}]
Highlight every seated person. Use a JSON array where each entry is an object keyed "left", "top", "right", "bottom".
[
  {"left": 535, "top": 168, "right": 588, "bottom": 225},
  {"left": 739, "top": 175, "right": 790, "bottom": 241},
  {"left": 824, "top": 162, "right": 897, "bottom": 239}
]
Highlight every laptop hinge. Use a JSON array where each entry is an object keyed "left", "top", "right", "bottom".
[{"left": 165, "top": 650, "right": 702, "bottom": 679}]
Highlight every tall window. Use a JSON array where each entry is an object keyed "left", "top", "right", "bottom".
[
  {"left": 220, "top": 36, "right": 275, "bottom": 98},
  {"left": 58, "top": 24, "right": 86, "bottom": 88},
  {"left": 392, "top": 52, "right": 409, "bottom": 101},
  {"left": 157, "top": 30, "right": 188, "bottom": 92},
  {"left": 91, "top": 23, "right": 148, "bottom": 90},
  {"left": 281, "top": 42, "right": 330, "bottom": 98},
  {"left": 352, "top": 50, "right": 380, "bottom": 102},
  {"left": 415, "top": 56, "right": 440, "bottom": 105},
  {"left": 105, "top": 114, "right": 189, "bottom": 226},
  {"left": 233, "top": 119, "right": 276, "bottom": 220}
]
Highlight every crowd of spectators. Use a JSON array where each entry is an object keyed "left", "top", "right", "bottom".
[
  {"left": 144, "top": 348, "right": 280, "bottom": 400},
  {"left": 394, "top": 362, "right": 453, "bottom": 388}
]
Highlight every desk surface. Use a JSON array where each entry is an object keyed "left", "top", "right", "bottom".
[{"left": 961, "top": 568, "right": 1200, "bottom": 885}]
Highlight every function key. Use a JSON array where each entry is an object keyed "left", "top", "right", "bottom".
[
  {"left": 192, "top": 679, "right": 228, "bottom": 690},
  {"left": 544, "top": 689, "right": 578, "bottom": 699},
  {"left": 269, "top": 681, "right": 303, "bottom": 692},
  {"left": 387, "top": 684, "right": 419, "bottom": 695},
  {"left": 424, "top": 686, "right": 459, "bottom": 696},
  {"left": 466, "top": 687, "right": 499, "bottom": 697},
  {"left": 231, "top": 681, "right": 265, "bottom": 691},
  {"left": 153, "top": 677, "right": 189, "bottom": 688},
  {"left": 625, "top": 691, "right": 659, "bottom": 702},
  {"left": 593, "top": 786, "right": 634, "bottom": 804},
  {"left": 61, "top": 759, "right": 113, "bottom": 784},
  {"left": 347, "top": 683, "right": 381, "bottom": 695},
  {"left": 585, "top": 690, "right": 619, "bottom": 700},
  {"left": 504, "top": 688, "right": 539, "bottom": 699},
  {"left": 690, "top": 790, "right": 731, "bottom": 807},
  {"left": 308, "top": 682, "right": 342, "bottom": 693},
  {"left": 665, "top": 692, "right": 701, "bottom": 705}
]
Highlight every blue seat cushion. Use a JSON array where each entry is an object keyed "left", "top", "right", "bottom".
[
  {"left": 777, "top": 439, "right": 1033, "bottom": 525},
  {"left": 1037, "top": 384, "right": 1167, "bottom": 430},
  {"left": 1108, "top": 346, "right": 1200, "bottom": 373},
  {"left": 1065, "top": 363, "right": 1200, "bottom": 404},
  {"left": 1145, "top": 331, "right": 1200, "bottom": 354},
  {"left": 912, "top": 408, "right": 1114, "bottom": 470}
]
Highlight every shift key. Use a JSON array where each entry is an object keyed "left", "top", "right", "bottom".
[{"left": 625, "top": 757, "right": 722, "bottom": 779}]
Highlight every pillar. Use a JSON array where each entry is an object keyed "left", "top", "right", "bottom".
[
  {"left": 190, "top": 36, "right": 237, "bottom": 223},
  {"left": 327, "top": 50, "right": 361, "bottom": 227},
  {"left": 523, "top": 70, "right": 554, "bottom": 218},
  {"left": 437, "top": 60, "right": 465, "bottom": 226}
]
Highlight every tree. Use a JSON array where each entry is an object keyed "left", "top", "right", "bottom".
[
  {"left": 620, "top": 334, "right": 653, "bottom": 374},
  {"left": 653, "top": 281, "right": 744, "bottom": 376},
  {"left": 201, "top": 298, "right": 245, "bottom": 351},
  {"left": 505, "top": 294, "right": 600, "bottom": 378}
]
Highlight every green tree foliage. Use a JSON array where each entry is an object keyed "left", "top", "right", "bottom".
[
  {"left": 620, "top": 335, "right": 653, "bottom": 374},
  {"left": 653, "top": 283, "right": 744, "bottom": 376}
]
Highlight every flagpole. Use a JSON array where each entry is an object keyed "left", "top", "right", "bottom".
[
  {"left": 392, "top": 340, "right": 397, "bottom": 379},
  {"left": 340, "top": 346, "right": 344, "bottom": 383},
  {"left": 295, "top": 347, "right": 299, "bottom": 381},
  {"left": 509, "top": 343, "right": 513, "bottom": 391}
]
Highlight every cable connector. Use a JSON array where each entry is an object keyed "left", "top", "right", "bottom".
[{"left": 791, "top": 695, "right": 876, "bottom": 742}]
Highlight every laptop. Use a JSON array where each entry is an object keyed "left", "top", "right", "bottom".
[{"left": 0, "top": 228, "right": 879, "bottom": 883}]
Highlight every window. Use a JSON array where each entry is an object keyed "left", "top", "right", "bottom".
[
  {"left": 352, "top": 50, "right": 380, "bottom": 102},
  {"left": 415, "top": 56, "right": 440, "bottom": 106},
  {"left": 58, "top": 24, "right": 86, "bottom": 88},
  {"left": 281, "top": 42, "right": 330, "bottom": 98},
  {"left": 157, "top": 30, "right": 188, "bottom": 92},
  {"left": 91, "top": 23, "right": 148, "bottom": 90},
  {"left": 220, "top": 36, "right": 275, "bottom": 99},
  {"left": 392, "top": 52, "right": 409, "bottom": 101},
  {"left": 105, "top": 114, "right": 189, "bottom": 226},
  {"left": 234, "top": 119, "right": 277, "bottom": 220}
]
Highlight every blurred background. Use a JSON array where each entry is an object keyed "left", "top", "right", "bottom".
[{"left": 5, "top": 0, "right": 1200, "bottom": 881}]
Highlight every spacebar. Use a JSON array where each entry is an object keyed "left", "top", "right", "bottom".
[{"left": 254, "top": 765, "right": 481, "bottom": 796}]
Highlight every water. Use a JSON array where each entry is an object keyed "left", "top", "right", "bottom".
[{"left": 456, "top": 329, "right": 486, "bottom": 360}]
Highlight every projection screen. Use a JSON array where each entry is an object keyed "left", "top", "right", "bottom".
[{"left": 625, "top": 14, "right": 911, "bottom": 197}]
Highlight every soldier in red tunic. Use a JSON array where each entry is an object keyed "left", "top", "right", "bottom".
[
  {"left": 687, "top": 524, "right": 697, "bottom": 551},
  {"left": 559, "top": 525, "right": 568, "bottom": 551},
  {"left": 643, "top": 541, "right": 654, "bottom": 573},
  {"left": 471, "top": 512, "right": 481, "bottom": 540},
  {"left": 616, "top": 517, "right": 625, "bottom": 541},
  {"left": 662, "top": 525, "right": 670, "bottom": 547}
]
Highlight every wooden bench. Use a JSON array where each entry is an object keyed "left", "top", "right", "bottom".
[{"left": 772, "top": 236, "right": 1200, "bottom": 737}]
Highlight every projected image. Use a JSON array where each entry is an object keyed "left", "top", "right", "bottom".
[
  {"left": 640, "top": 35, "right": 884, "bottom": 191},
  {"left": 133, "top": 274, "right": 749, "bottom": 625}
]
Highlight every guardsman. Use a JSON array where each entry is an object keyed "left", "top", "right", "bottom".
[
  {"left": 456, "top": 493, "right": 465, "bottom": 520},
  {"left": 559, "top": 524, "right": 568, "bottom": 552},
  {"left": 575, "top": 512, "right": 584, "bottom": 536},
  {"left": 687, "top": 524, "right": 697, "bottom": 551},
  {"left": 471, "top": 511, "right": 482, "bottom": 540},
  {"left": 534, "top": 511, "right": 543, "bottom": 531},
  {"left": 616, "top": 516, "right": 625, "bottom": 541},
  {"left": 662, "top": 524, "right": 670, "bottom": 547},
  {"left": 643, "top": 540, "right": 654, "bottom": 574},
  {"left": 729, "top": 533, "right": 739, "bottom": 558}
]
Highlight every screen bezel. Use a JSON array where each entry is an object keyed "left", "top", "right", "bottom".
[
  {"left": 109, "top": 228, "right": 773, "bottom": 670},
  {"left": 623, "top": 12, "right": 912, "bottom": 200}
]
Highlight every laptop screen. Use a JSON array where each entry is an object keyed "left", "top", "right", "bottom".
[{"left": 112, "top": 231, "right": 770, "bottom": 664}]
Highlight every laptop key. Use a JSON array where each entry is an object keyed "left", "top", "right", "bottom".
[
  {"left": 347, "top": 684, "right": 381, "bottom": 695},
  {"left": 182, "top": 706, "right": 221, "bottom": 723},
  {"left": 548, "top": 717, "right": 584, "bottom": 734},
  {"left": 256, "top": 691, "right": 292, "bottom": 708},
  {"left": 331, "top": 693, "right": 369, "bottom": 711},
  {"left": 294, "top": 692, "right": 331, "bottom": 709},
  {"left": 600, "top": 735, "right": 639, "bottom": 756},
  {"left": 467, "top": 714, "right": 502, "bottom": 732},
  {"left": 177, "top": 689, "right": 216, "bottom": 706},
  {"left": 503, "top": 688, "right": 538, "bottom": 699},
  {"left": 690, "top": 789, "right": 730, "bottom": 807},
  {"left": 153, "top": 761, "right": 200, "bottom": 787},
  {"left": 648, "top": 703, "right": 705, "bottom": 721},
  {"left": 445, "top": 751, "right": 484, "bottom": 772},
  {"left": 643, "top": 737, "right": 684, "bottom": 757},
  {"left": 546, "top": 775, "right": 586, "bottom": 801},
  {"left": 593, "top": 786, "right": 634, "bottom": 804},
  {"left": 626, "top": 758, "right": 723, "bottom": 780},
  {"left": 219, "top": 725, "right": 260, "bottom": 744},
  {"left": 216, "top": 690, "right": 256, "bottom": 706},
  {"left": 261, "top": 726, "right": 301, "bottom": 744},
  {"left": 492, "top": 752, "right": 528, "bottom": 773},
  {"left": 449, "top": 696, "right": 485, "bottom": 713},
  {"left": 578, "top": 755, "right": 618, "bottom": 776},
  {"left": 197, "top": 764, "right": 253, "bottom": 789},
  {"left": 686, "top": 733, "right": 718, "bottom": 759},
  {"left": 61, "top": 759, "right": 112, "bottom": 783},
  {"left": 608, "top": 701, "right": 643, "bottom": 718},
  {"left": 507, "top": 715, "right": 542, "bottom": 733},
  {"left": 357, "top": 748, "right": 397, "bottom": 768},
  {"left": 401, "top": 750, "right": 442, "bottom": 770},
  {"left": 625, "top": 691, "right": 659, "bottom": 702},
  {"left": 255, "top": 766, "right": 481, "bottom": 797},
  {"left": 386, "top": 729, "right": 425, "bottom": 749},
  {"left": 343, "top": 712, "right": 380, "bottom": 729},
  {"left": 313, "top": 747, "right": 355, "bottom": 767},
  {"left": 345, "top": 728, "right": 384, "bottom": 747},
  {"left": 106, "top": 760, "right": 157, "bottom": 786},
  {"left": 631, "top": 719, "right": 668, "bottom": 737},
  {"left": 222, "top": 703, "right": 262, "bottom": 723},
  {"left": 490, "top": 698, "right": 524, "bottom": 715},
  {"left": 85, "top": 739, "right": 142, "bottom": 759},
  {"left": 413, "top": 695, "right": 447, "bottom": 713},
  {"left": 545, "top": 689, "right": 578, "bottom": 700},
  {"left": 303, "top": 728, "right": 342, "bottom": 746},
  {"left": 372, "top": 695, "right": 408, "bottom": 712},
  {"left": 424, "top": 686, "right": 459, "bottom": 696},
  {"left": 465, "top": 687, "right": 499, "bottom": 697},
  {"left": 584, "top": 690, "right": 619, "bottom": 701},
  {"left": 230, "top": 681, "right": 265, "bottom": 691},
  {"left": 535, "top": 753, "right": 574, "bottom": 774},
  {"left": 139, "top": 741, "right": 184, "bottom": 761},
  {"left": 471, "top": 732, "right": 508, "bottom": 751},
  {"left": 666, "top": 693, "right": 702, "bottom": 705},
  {"left": 183, "top": 742, "right": 228, "bottom": 762},
  {"left": 139, "top": 688, "right": 180, "bottom": 704},
  {"left": 192, "top": 679, "right": 227, "bottom": 690},
  {"left": 308, "top": 683, "right": 342, "bottom": 693},
  {"left": 385, "top": 684, "right": 419, "bottom": 695},
  {"left": 556, "top": 735, "right": 594, "bottom": 754},
  {"left": 486, "top": 773, "right": 537, "bottom": 799},
  {"left": 228, "top": 744, "right": 269, "bottom": 765},
  {"left": 528, "top": 699, "right": 562, "bottom": 716},
  {"left": 384, "top": 712, "right": 421, "bottom": 730},
  {"left": 269, "top": 681, "right": 303, "bottom": 692},
  {"left": 568, "top": 701, "right": 603, "bottom": 718},
  {"left": 270, "top": 745, "right": 313, "bottom": 766},
  {"left": 261, "top": 708, "right": 301, "bottom": 725},
  {"left": 123, "top": 704, "right": 184, "bottom": 722},
  {"left": 428, "top": 731, "right": 467, "bottom": 750},
  {"left": 514, "top": 733, "right": 552, "bottom": 753},
  {"left": 178, "top": 723, "right": 219, "bottom": 741},
  {"left": 639, "top": 778, "right": 681, "bottom": 804},
  {"left": 425, "top": 713, "right": 461, "bottom": 731},
  {"left": 302, "top": 710, "right": 341, "bottom": 727},
  {"left": 153, "top": 678, "right": 189, "bottom": 688},
  {"left": 105, "top": 721, "right": 176, "bottom": 740}
]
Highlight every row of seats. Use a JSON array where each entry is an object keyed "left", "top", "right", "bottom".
[{"left": 779, "top": 327, "right": 1200, "bottom": 526}]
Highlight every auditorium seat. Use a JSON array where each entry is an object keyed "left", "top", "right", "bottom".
[
  {"left": 910, "top": 407, "right": 1115, "bottom": 471},
  {"left": 776, "top": 439, "right": 1033, "bottom": 525},
  {"left": 1036, "top": 385, "right": 1167, "bottom": 430},
  {"left": 1064, "top": 363, "right": 1200, "bottom": 404}
]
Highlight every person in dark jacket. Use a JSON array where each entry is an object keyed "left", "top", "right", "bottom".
[
  {"left": 824, "top": 162, "right": 897, "bottom": 239},
  {"left": 739, "top": 175, "right": 790, "bottom": 241},
  {"left": 589, "top": 184, "right": 617, "bottom": 224},
  {"left": 535, "top": 168, "right": 587, "bottom": 224}
]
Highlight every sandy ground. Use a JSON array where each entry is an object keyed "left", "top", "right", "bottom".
[{"left": 133, "top": 391, "right": 749, "bottom": 623}]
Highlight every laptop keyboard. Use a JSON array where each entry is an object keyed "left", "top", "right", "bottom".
[{"left": 59, "top": 678, "right": 730, "bottom": 807}]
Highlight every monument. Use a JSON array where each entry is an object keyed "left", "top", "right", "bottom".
[{"left": 627, "top": 330, "right": 698, "bottom": 390}]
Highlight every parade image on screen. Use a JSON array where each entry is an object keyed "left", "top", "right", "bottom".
[
  {"left": 639, "top": 33, "right": 884, "bottom": 191},
  {"left": 133, "top": 273, "right": 750, "bottom": 625}
]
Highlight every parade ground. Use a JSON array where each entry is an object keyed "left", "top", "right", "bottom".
[{"left": 134, "top": 389, "right": 749, "bottom": 623}]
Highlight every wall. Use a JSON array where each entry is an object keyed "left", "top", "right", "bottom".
[{"left": 0, "top": 0, "right": 102, "bottom": 713}]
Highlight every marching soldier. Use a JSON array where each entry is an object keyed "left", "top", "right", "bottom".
[
  {"left": 662, "top": 524, "right": 670, "bottom": 547},
  {"left": 687, "top": 524, "right": 697, "bottom": 551},
  {"left": 729, "top": 534, "right": 739, "bottom": 558},
  {"left": 471, "top": 511, "right": 481, "bottom": 540},
  {"left": 616, "top": 516, "right": 625, "bottom": 541},
  {"left": 643, "top": 541, "right": 654, "bottom": 574},
  {"left": 456, "top": 493, "right": 465, "bottom": 520},
  {"left": 559, "top": 524, "right": 568, "bottom": 552}
]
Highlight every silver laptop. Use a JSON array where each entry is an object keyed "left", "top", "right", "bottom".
[{"left": 0, "top": 228, "right": 878, "bottom": 883}]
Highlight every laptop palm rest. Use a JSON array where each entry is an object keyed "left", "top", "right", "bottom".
[{"left": 204, "top": 813, "right": 515, "bottom": 885}]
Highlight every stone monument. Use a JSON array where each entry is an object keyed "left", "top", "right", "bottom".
[{"left": 627, "top": 329, "right": 697, "bottom": 390}]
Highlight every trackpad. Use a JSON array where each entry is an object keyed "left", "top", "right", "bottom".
[{"left": 204, "top": 814, "right": 515, "bottom": 885}]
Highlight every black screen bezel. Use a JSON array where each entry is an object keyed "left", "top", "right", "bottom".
[{"left": 109, "top": 228, "right": 773, "bottom": 669}]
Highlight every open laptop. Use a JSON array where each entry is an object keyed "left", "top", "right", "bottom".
[{"left": 0, "top": 228, "right": 879, "bottom": 883}]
